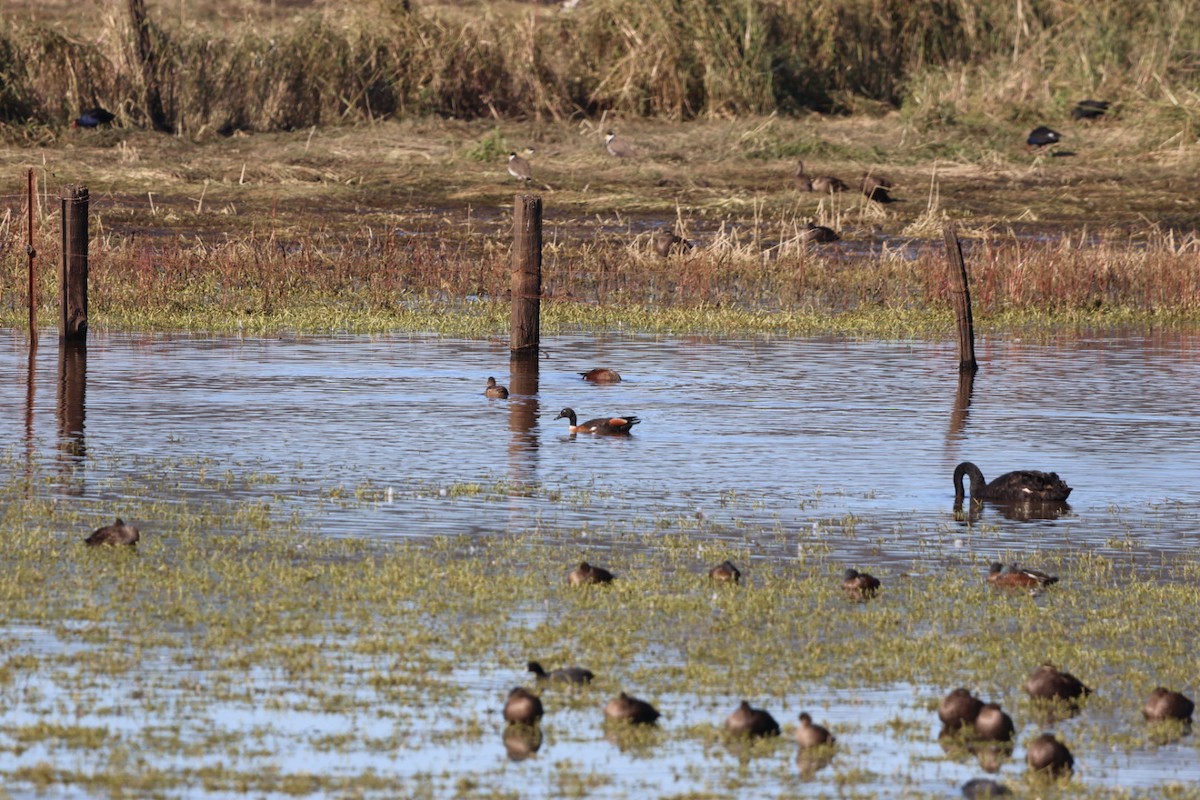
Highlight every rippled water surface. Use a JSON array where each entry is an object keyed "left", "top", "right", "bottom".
[
  {"left": 7, "top": 329, "right": 1200, "bottom": 554},
  {"left": 3, "top": 328, "right": 1200, "bottom": 798}
]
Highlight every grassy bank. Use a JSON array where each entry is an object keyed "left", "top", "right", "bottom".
[{"left": 3, "top": 215, "right": 1198, "bottom": 336}]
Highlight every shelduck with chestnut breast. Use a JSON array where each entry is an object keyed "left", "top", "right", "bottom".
[
  {"left": 987, "top": 562, "right": 1059, "bottom": 588},
  {"left": 568, "top": 561, "right": 615, "bottom": 585},
  {"left": 938, "top": 688, "right": 984, "bottom": 731},
  {"left": 708, "top": 560, "right": 741, "bottom": 584},
  {"left": 604, "top": 691, "right": 660, "bottom": 725},
  {"left": 555, "top": 407, "right": 639, "bottom": 434},
  {"left": 842, "top": 568, "right": 880, "bottom": 599},
  {"left": 953, "top": 462, "right": 1072, "bottom": 503},
  {"left": 972, "top": 703, "right": 1015, "bottom": 741},
  {"left": 1026, "top": 733, "right": 1073, "bottom": 776},
  {"left": 1024, "top": 663, "right": 1091, "bottom": 703},
  {"left": 503, "top": 687, "right": 544, "bottom": 726},
  {"left": 794, "top": 712, "right": 835, "bottom": 748},
  {"left": 726, "top": 701, "right": 780, "bottom": 738},
  {"left": 1143, "top": 687, "right": 1194, "bottom": 722}
]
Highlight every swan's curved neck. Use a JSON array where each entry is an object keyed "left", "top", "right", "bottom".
[{"left": 953, "top": 462, "right": 986, "bottom": 498}]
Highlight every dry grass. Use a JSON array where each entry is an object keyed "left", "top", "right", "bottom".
[{"left": 0, "top": 0, "right": 1196, "bottom": 133}]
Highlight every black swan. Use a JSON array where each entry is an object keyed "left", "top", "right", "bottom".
[{"left": 953, "top": 462, "right": 1072, "bottom": 502}]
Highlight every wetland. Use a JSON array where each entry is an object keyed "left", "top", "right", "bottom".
[{"left": 1, "top": 0, "right": 1200, "bottom": 794}]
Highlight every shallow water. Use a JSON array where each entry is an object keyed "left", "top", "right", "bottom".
[
  {"left": 3, "top": 328, "right": 1200, "bottom": 798},
  {"left": 6, "top": 328, "right": 1200, "bottom": 558}
]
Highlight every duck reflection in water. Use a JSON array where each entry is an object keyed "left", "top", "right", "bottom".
[
  {"left": 955, "top": 497, "right": 1072, "bottom": 522},
  {"left": 503, "top": 724, "right": 542, "bottom": 761}
]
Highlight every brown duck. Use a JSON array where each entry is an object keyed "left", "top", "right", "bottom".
[
  {"left": 938, "top": 688, "right": 983, "bottom": 730},
  {"left": 85, "top": 518, "right": 140, "bottom": 547},
  {"left": 1024, "top": 663, "right": 1091, "bottom": 703},
  {"left": 578, "top": 368, "right": 622, "bottom": 383},
  {"left": 1026, "top": 732, "right": 1073, "bottom": 776},
  {"left": 794, "top": 712, "right": 835, "bottom": 748},
  {"left": 726, "top": 701, "right": 780, "bottom": 738},
  {"left": 795, "top": 160, "right": 849, "bottom": 194},
  {"left": 708, "top": 560, "right": 741, "bottom": 584},
  {"left": 604, "top": 691, "right": 660, "bottom": 725},
  {"left": 568, "top": 561, "right": 615, "bottom": 586},
  {"left": 484, "top": 376, "right": 509, "bottom": 399},
  {"left": 1143, "top": 687, "right": 1194, "bottom": 722},
  {"left": 503, "top": 687, "right": 544, "bottom": 726},
  {"left": 842, "top": 568, "right": 881, "bottom": 599}
]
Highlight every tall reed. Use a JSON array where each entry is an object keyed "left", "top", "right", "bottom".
[{"left": 0, "top": 0, "right": 1195, "bottom": 133}]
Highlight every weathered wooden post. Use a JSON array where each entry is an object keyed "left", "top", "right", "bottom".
[
  {"left": 510, "top": 195, "right": 542, "bottom": 359},
  {"left": 60, "top": 185, "right": 89, "bottom": 342},
  {"left": 943, "top": 223, "right": 977, "bottom": 372},
  {"left": 26, "top": 168, "right": 37, "bottom": 348}
]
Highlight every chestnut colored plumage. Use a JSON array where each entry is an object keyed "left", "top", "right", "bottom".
[
  {"left": 972, "top": 703, "right": 1015, "bottom": 741},
  {"left": 568, "top": 561, "right": 615, "bottom": 586},
  {"left": 653, "top": 228, "right": 691, "bottom": 257},
  {"left": 578, "top": 368, "right": 622, "bottom": 383},
  {"left": 795, "top": 161, "right": 848, "bottom": 194},
  {"left": 1024, "top": 664, "right": 1091, "bottom": 703},
  {"left": 527, "top": 660, "right": 595, "bottom": 685},
  {"left": 85, "top": 517, "right": 140, "bottom": 547},
  {"left": 794, "top": 712, "right": 835, "bottom": 748},
  {"left": 954, "top": 462, "right": 1072, "bottom": 502},
  {"left": 860, "top": 173, "right": 895, "bottom": 203},
  {"left": 604, "top": 691, "right": 660, "bottom": 725},
  {"left": 503, "top": 687, "right": 544, "bottom": 725},
  {"left": 1026, "top": 733, "right": 1073, "bottom": 776},
  {"left": 1143, "top": 687, "right": 1195, "bottom": 722},
  {"left": 555, "top": 407, "right": 639, "bottom": 434},
  {"left": 842, "top": 568, "right": 880, "bottom": 599},
  {"left": 799, "top": 223, "right": 839, "bottom": 243},
  {"left": 484, "top": 376, "right": 509, "bottom": 399},
  {"left": 987, "top": 562, "right": 1059, "bottom": 588},
  {"left": 725, "top": 701, "right": 780, "bottom": 738},
  {"left": 708, "top": 560, "right": 741, "bottom": 584},
  {"left": 939, "top": 688, "right": 984, "bottom": 730}
]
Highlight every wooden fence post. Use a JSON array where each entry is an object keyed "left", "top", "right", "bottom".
[
  {"left": 27, "top": 168, "right": 37, "bottom": 348},
  {"left": 511, "top": 195, "right": 542, "bottom": 358},
  {"left": 943, "top": 223, "right": 977, "bottom": 372},
  {"left": 60, "top": 185, "right": 89, "bottom": 342}
]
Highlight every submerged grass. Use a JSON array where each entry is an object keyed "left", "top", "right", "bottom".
[{"left": 2, "top": 464, "right": 1200, "bottom": 796}]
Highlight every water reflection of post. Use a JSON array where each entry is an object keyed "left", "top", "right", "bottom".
[
  {"left": 508, "top": 356, "right": 540, "bottom": 481},
  {"left": 24, "top": 344, "right": 37, "bottom": 487},
  {"left": 947, "top": 369, "right": 975, "bottom": 442},
  {"left": 56, "top": 341, "right": 88, "bottom": 488}
]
